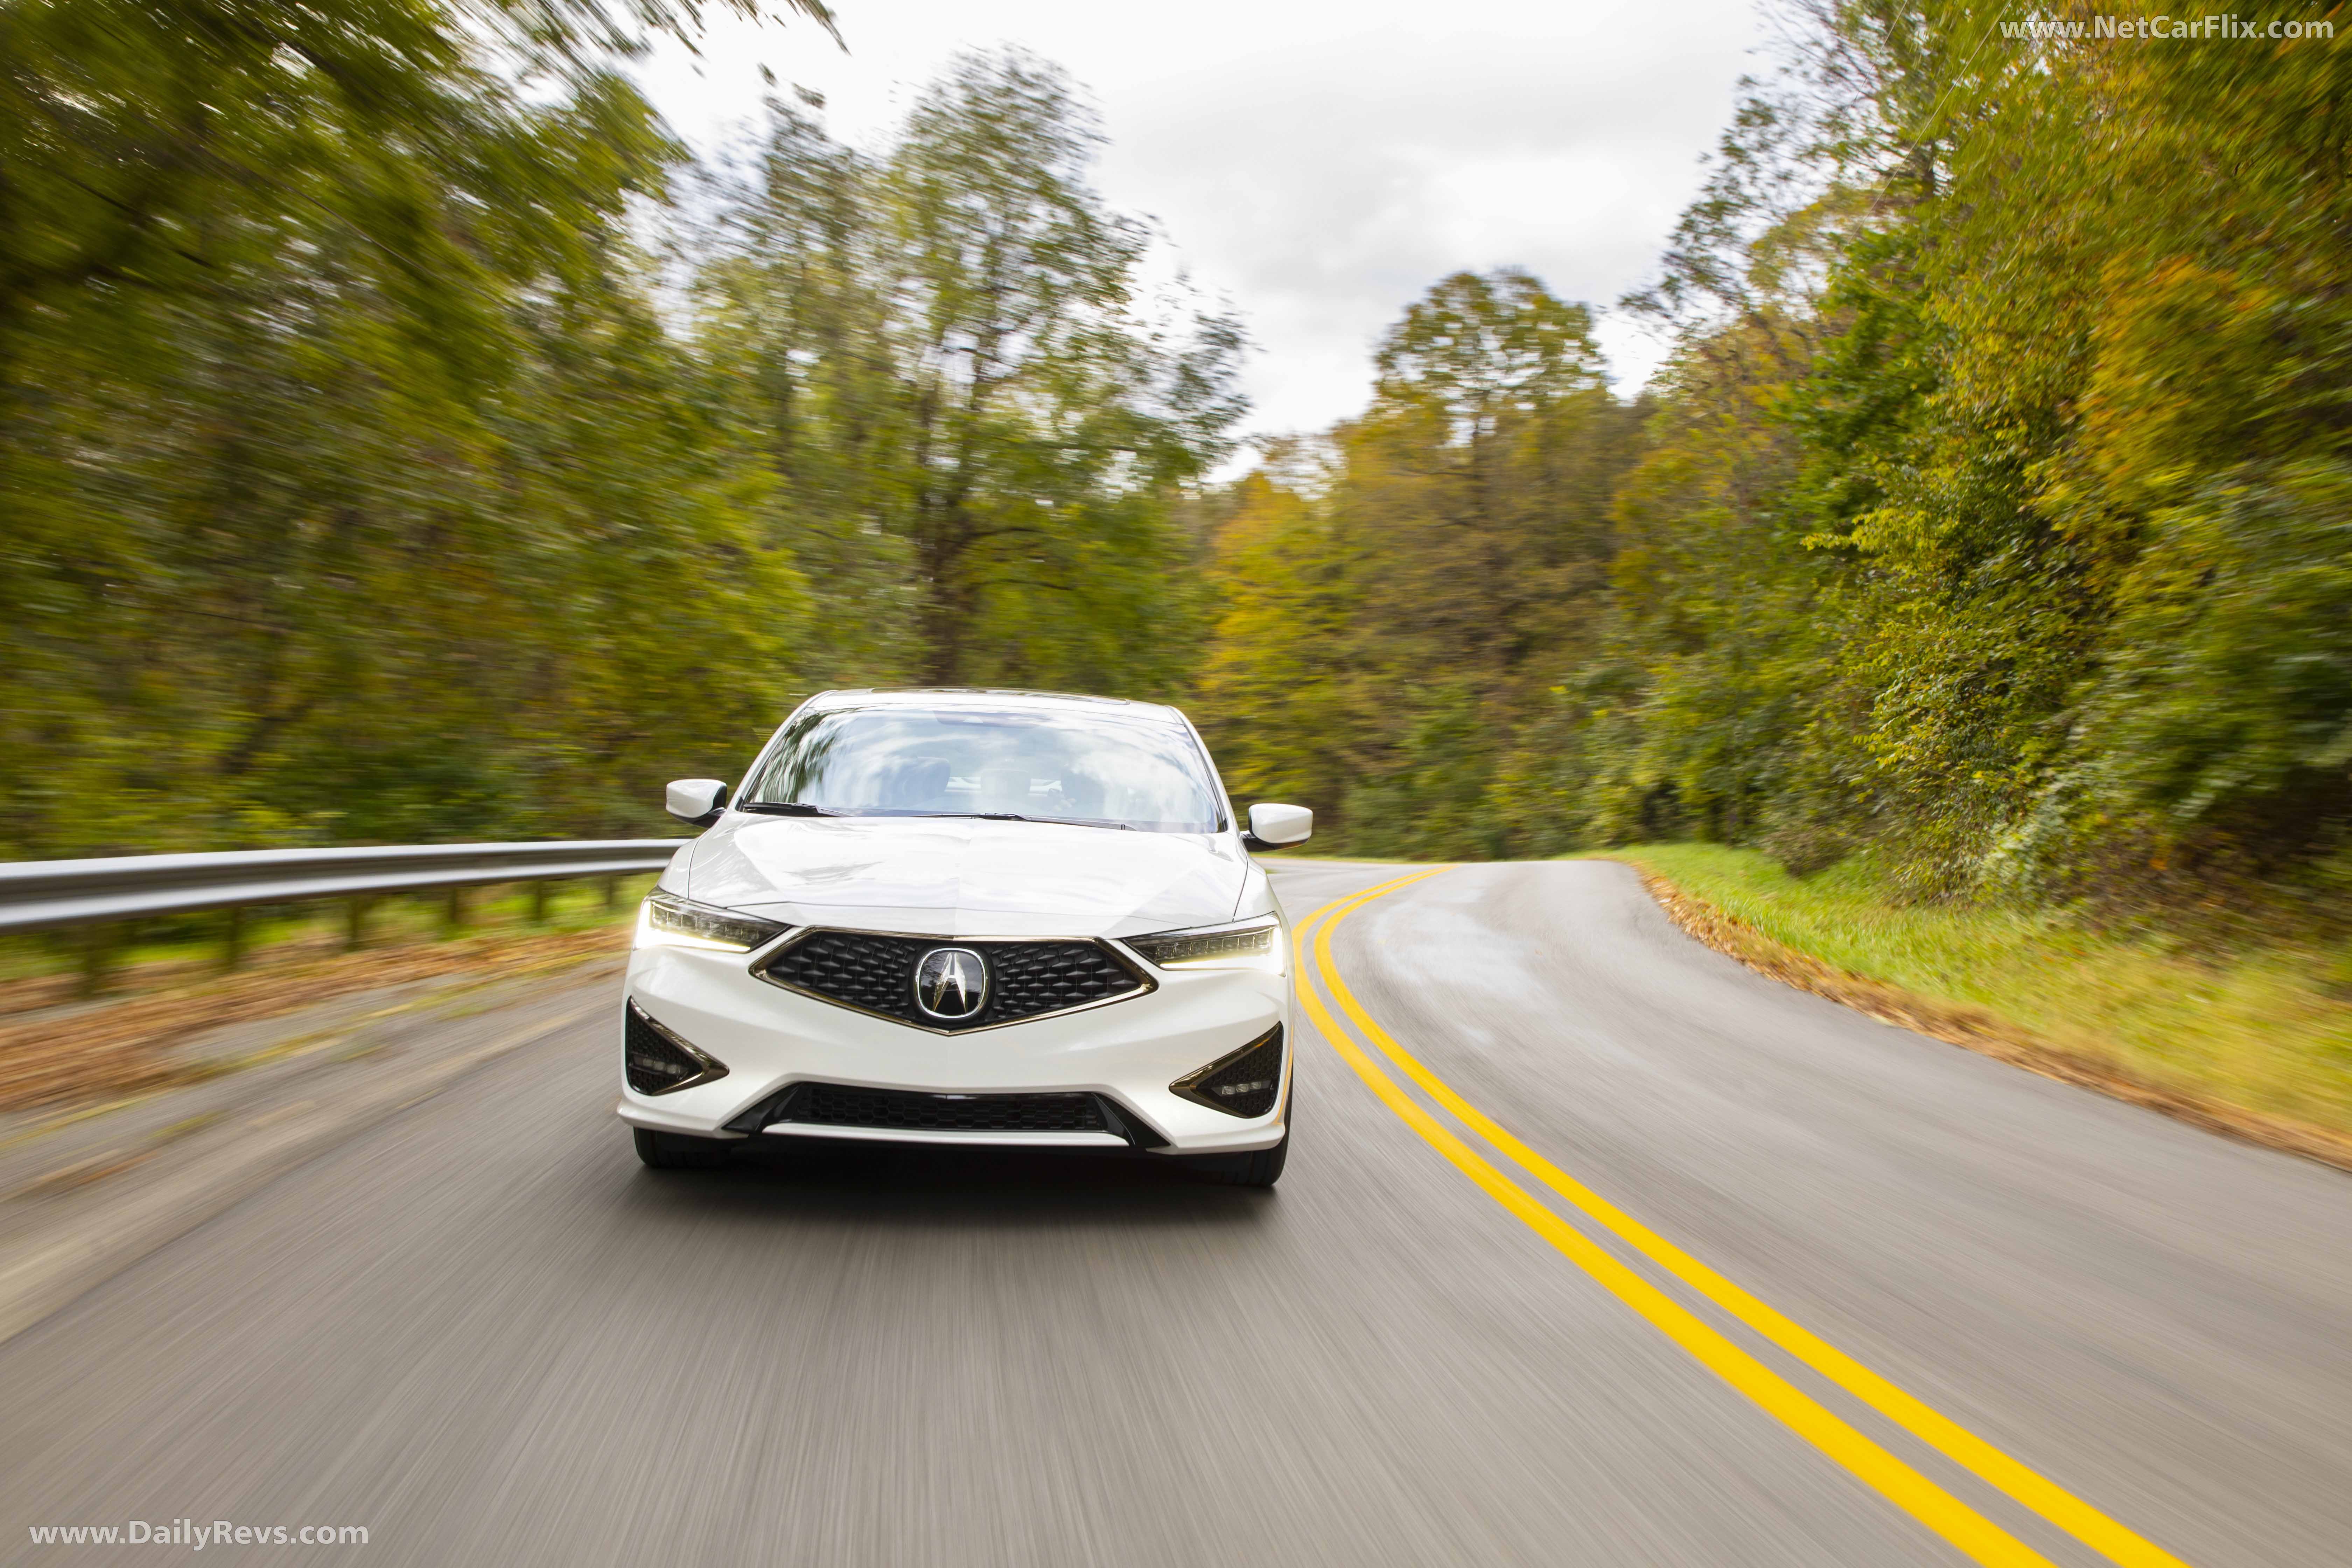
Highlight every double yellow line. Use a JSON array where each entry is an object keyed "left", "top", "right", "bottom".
[{"left": 1293, "top": 868, "right": 2193, "bottom": 1568}]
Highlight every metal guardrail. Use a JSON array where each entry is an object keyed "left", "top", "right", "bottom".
[{"left": 0, "top": 840, "right": 687, "bottom": 936}]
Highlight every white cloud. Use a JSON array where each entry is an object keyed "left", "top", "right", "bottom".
[{"left": 634, "top": 0, "right": 1763, "bottom": 441}]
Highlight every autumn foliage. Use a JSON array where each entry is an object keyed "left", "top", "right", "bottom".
[
  {"left": 1195, "top": 1, "right": 2352, "bottom": 927},
  {"left": 5, "top": 0, "right": 2350, "bottom": 938}
]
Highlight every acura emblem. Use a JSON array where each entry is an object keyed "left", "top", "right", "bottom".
[{"left": 913, "top": 947, "right": 989, "bottom": 1022}]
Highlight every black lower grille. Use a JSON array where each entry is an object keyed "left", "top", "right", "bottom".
[
  {"left": 762, "top": 930, "right": 1147, "bottom": 1030},
  {"left": 1171, "top": 1026, "right": 1284, "bottom": 1118},
  {"left": 782, "top": 1083, "right": 1111, "bottom": 1134}
]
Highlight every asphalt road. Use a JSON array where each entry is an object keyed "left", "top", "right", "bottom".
[{"left": 4, "top": 860, "right": 2350, "bottom": 1566}]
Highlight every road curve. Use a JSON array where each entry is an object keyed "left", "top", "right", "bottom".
[{"left": 4, "top": 859, "right": 2350, "bottom": 1566}]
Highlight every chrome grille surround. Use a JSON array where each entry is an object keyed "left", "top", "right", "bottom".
[{"left": 754, "top": 926, "right": 1155, "bottom": 1034}]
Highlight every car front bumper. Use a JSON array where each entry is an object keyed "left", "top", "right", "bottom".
[{"left": 615, "top": 931, "right": 1291, "bottom": 1154}]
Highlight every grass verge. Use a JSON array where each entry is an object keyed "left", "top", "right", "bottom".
[{"left": 1604, "top": 844, "right": 2352, "bottom": 1173}]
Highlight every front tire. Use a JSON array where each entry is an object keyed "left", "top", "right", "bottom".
[
  {"left": 634, "top": 1127, "right": 731, "bottom": 1170},
  {"left": 1230, "top": 1130, "right": 1287, "bottom": 1188},
  {"left": 1186, "top": 1099, "right": 1290, "bottom": 1188}
]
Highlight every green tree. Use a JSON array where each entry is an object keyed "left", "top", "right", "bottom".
[
  {"left": 700, "top": 50, "right": 1248, "bottom": 700},
  {"left": 0, "top": 0, "right": 830, "bottom": 854},
  {"left": 882, "top": 50, "right": 1244, "bottom": 690},
  {"left": 1195, "top": 271, "right": 1643, "bottom": 855}
]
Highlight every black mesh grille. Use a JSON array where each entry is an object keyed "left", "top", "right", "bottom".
[
  {"left": 765, "top": 930, "right": 916, "bottom": 1017},
  {"left": 783, "top": 1083, "right": 1111, "bottom": 1133},
  {"left": 762, "top": 931, "right": 1146, "bottom": 1030},
  {"left": 625, "top": 1003, "right": 727, "bottom": 1095},
  {"left": 1172, "top": 1026, "right": 1284, "bottom": 1118}
]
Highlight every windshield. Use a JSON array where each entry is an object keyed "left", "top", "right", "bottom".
[{"left": 740, "top": 705, "right": 1225, "bottom": 833}]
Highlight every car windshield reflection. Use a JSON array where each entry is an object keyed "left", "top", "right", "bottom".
[{"left": 739, "top": 706, "right": 1225, "bottom": 833}]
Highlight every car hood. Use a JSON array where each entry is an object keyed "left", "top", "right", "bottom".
[{"left": 683, "top": 814, "right": 1248, "bottom": 938}]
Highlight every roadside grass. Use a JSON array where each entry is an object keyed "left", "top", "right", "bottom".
[{"left": 1602, "top": 844, "right": 2352, "bottom": 1149}]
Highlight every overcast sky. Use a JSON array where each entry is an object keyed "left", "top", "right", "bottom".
[{"left": 636, "top": 0, "right": 1766, "bottom": 444}]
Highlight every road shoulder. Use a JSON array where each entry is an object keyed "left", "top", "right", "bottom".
[
  {"left": 0, "top": 960, "right": 622, "bottom": 1347},
  {"left": 1618, "top": 852, "right": 2352, "bottom": 1176}
]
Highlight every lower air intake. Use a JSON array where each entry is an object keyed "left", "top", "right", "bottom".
[
  {"left": 781, "top": 1083, "right": 1112, "bottom": 1134},
  {"left": 1170, "top": 1025, "right": 1284, "bottom": 1118}
]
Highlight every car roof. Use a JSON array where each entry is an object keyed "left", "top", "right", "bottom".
[{"left": 800, "top": 687, "right": 1189, "bottom": 723}]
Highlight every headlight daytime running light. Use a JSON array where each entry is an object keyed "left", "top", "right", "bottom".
[
  {"left": 635, "top": 890, "right": 788, "bottom": 953},
  {"left": 1126, "top": 915, "right": 1284, "bottom": 973}
]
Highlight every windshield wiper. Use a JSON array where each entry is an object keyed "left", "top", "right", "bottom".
[
  {"left": 924, "top": 812, "right": 1134, "bottom": 830},
  {"left": 735, "top": 800, "right": 843, "bottom": 817}
]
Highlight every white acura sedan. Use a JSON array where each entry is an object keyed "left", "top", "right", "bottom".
[{"left": 617, "top": 688, "right": 1313, "bottom": 1186}]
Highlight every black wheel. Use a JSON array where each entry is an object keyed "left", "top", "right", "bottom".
[
  {"left": 633, "top": 1127, "right": 731, "bottom": 1170},
  {"left": 1234, "top": 1128, "right": 1288, "bottom": 1188},
  {"left": 1186, "top": 1095, "right": 1291, "bottom": 1188}
]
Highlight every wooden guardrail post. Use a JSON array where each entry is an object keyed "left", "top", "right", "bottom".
[
  {"left": 344, "top": 897, "right": 370, "bottom": 951},
  {"left": 78, "top": 923, "right": 120, "bottom": 997}
]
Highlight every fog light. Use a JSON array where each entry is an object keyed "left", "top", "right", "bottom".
[
  {"left": 1171, "top": 1025, "right": 1283, "bottom": 1117},
  {"left": 624, "top": 1000, "right": 729, "bottom": 1095}
]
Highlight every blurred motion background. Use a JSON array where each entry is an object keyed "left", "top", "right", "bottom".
[
  {"left": 0, "top": 0, "right": 1246, "bottom": 859},
  {"left": 3, "top": 10, "right": 2352, "bottom": 1561},
  {"left": 3, "top": 1, "right": 2351, "bottom": 1026}
]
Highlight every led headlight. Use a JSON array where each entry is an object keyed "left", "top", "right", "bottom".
[
  {"left": 1126, "top": 915, "right": 1284, "bottom": 973},
  {"left": 635, "top": 890, "right": 788, "bottom": 953}
]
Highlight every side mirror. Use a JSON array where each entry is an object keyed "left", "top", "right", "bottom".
[
  {"left": 1241, "top": 802, "right": 1312, "bottom": 852},
  {"left": 665, "top": 778, "right": 729, "bottom": 827}
]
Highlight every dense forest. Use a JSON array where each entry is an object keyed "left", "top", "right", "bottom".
[
  {"left": 1203, "top": 0, "right": 2352, "bottom": 932},
  {"left": 5, "top": 0, "right": 2350, "bottom": 937},
  {"left": 0, "top": 0, "right": 1240, "bottom": 856}
]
